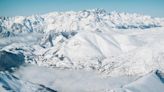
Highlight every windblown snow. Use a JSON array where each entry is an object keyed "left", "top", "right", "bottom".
[{"left": 0, "top": 9, "right": 164, "bottom": 92}]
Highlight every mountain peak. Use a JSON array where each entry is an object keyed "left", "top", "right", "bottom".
[{"left": 0, "top": 9, "right": 164, "bottom": 37}]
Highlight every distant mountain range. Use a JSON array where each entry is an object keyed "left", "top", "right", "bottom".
[{"left": 0, "top": 9, "right": 164, "bottom": 37}]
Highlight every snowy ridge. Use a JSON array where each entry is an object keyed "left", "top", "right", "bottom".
[
  {"left": 0, "top": 71, "right": 57, "bottom": 92},
  {"left": 106, "top": 70, "right": 164, "bottom": 92},
  {"left": 31, "top": 28, "right": 164, "bottom": 76},
  {"left": 0, "top": 9, "right": 164, "bottom": 37}
]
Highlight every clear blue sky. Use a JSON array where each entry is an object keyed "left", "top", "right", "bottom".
[{"left": 0, "top": 0, "right": 164, "bottom": 17}]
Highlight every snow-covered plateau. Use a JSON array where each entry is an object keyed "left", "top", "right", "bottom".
[{"left": 0, "top": 9, "right": 164, "bottom": 92}]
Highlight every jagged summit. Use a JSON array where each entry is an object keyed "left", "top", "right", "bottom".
[{"left": 0, "top": 9, "right": 164, "bottom": 37}]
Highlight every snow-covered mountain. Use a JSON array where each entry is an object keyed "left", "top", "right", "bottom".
[
  {"left": 0, "top": 9, "right": 164, "bottom": 92},
  {"left": 0, "top": 9, "right": 164, "bottom": 37}
]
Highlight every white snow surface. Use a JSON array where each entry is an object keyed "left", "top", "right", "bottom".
[{"left": 0, "top": 9, "right": 164, "bottom": 92}]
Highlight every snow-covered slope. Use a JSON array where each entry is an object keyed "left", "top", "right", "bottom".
[
  {"left": 0, "top": 71, "right": 57, "bottom": 92},
  {"left": 108, "top": 70, "right": 164, "bottom": 92},
  {"left": 123, "top": 70, "right": 164, "bottom": 92}
]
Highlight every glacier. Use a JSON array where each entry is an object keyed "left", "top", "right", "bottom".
[{"left": 0, "top": 9, "right": 164, "bottom": 92}]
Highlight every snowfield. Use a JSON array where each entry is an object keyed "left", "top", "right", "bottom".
[{"left": 0, "top": 9, "right": 164, "bottom": 92}]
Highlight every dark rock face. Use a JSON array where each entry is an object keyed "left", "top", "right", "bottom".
[
  {"left": 0, "top": 51, "right": 25, "bottom": 71},
  {"left": 155, "top": 70, "right": 164, "bottom": 83}
]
